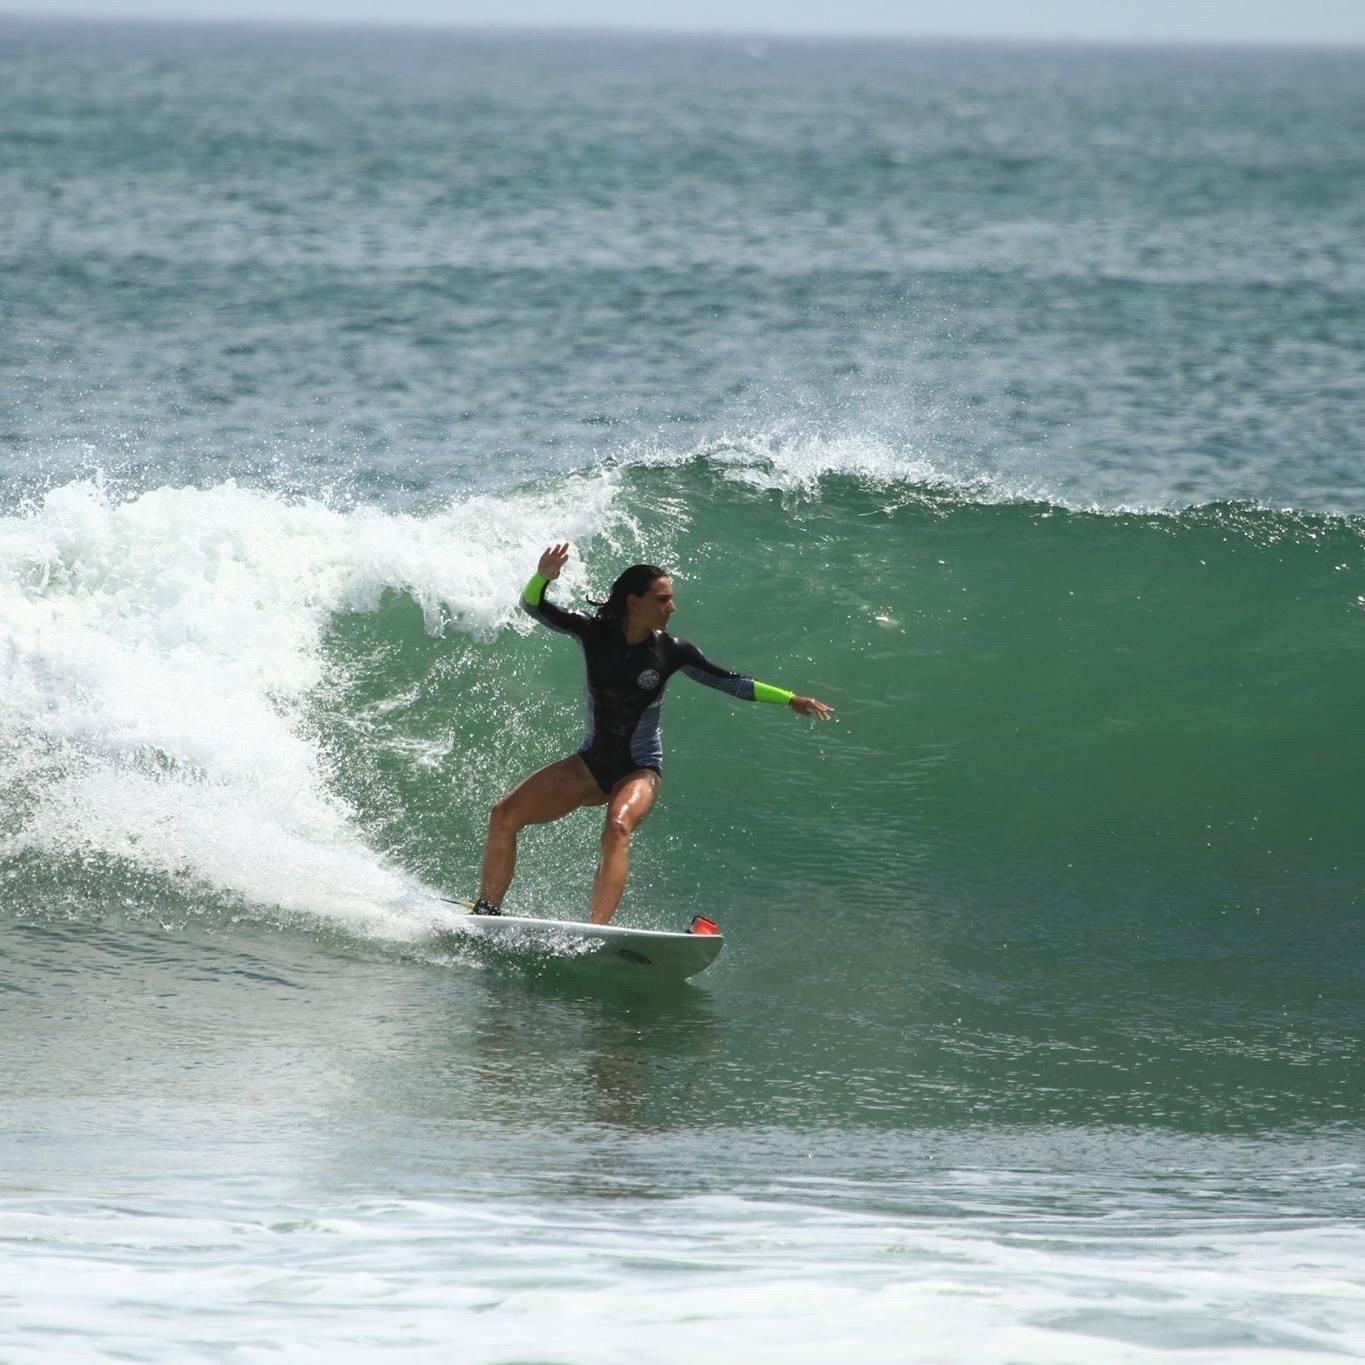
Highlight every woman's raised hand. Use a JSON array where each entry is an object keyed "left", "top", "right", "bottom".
[{"left": 538, "top": 543, "right": 571, "bottom": 580}]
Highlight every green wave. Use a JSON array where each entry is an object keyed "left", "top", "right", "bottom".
[
  {"left": 291, "top": 461, "right": 1365, "bottom": 1129},
  {"left": 316, "top": 462, "right": 1364, "bottom": 924},
  {"left": 3, "top": 461, "right": 1360, "bottom": 1134}
]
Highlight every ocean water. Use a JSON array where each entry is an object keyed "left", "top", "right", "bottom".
[{"left": 2, "top": 18, "right": 1364, "bottom": 1363}]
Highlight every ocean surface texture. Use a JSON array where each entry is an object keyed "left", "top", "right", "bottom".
[{"left": 2, "top": 19, "right": 1364, "bottom": 1363}]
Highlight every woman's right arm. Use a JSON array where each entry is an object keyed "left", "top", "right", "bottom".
[{"left": 521, "top": 543, "right": 592, "bottom": 637}]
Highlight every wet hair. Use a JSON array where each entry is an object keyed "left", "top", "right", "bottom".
[{"left": 591, "top": 563, "right": 669, "bottom": 622}]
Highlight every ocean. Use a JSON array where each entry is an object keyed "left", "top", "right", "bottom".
[{"left": 2, "top": 17, "right": 1363, "bottom": 1362}]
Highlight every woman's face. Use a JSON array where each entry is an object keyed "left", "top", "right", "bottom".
[{"left": 626, "top": 576, "right": 676, "bottom": 633}]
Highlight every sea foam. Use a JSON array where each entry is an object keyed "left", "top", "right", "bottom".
[{"left": 0, "top": 474, "right": 622, "bottom": 932}]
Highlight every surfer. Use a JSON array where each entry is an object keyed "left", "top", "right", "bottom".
[{"left": 474, "top": 544, "right": 833, "bottom": 924}]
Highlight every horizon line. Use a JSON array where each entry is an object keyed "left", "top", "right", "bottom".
[{"left": 3, "top": 8, "right": 1364, "bottom": 56}]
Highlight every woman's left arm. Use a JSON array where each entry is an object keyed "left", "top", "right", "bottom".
[{"left": 677, "top": 642, "right": 834, "bottom": 719}]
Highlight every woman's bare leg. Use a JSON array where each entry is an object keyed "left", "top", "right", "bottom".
[
  {"left": 478, "top": 756, "right": 605, "bottom": 908},
  {"left": 588, "top": 770, "right": 661, "bottom": 925}
]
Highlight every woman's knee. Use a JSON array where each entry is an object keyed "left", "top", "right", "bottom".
[{"left": 600, "top": 812, "right": 635, "bottom": 848}]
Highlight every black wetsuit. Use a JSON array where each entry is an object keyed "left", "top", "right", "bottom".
[{"left": 522, "top": 578, "right": 764, "bottom": 793}]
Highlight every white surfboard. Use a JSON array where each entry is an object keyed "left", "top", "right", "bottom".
[{"left": 442, "top": 900, "right": 724, "bottom": 979}]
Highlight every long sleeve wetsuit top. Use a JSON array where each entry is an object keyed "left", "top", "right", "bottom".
[{"left": 520, "top": 573, "right": 793, "bottom": 791}]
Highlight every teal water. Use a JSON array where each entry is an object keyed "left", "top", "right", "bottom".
[{"left": 2, "top": 19, "right": 1364, "bottom": 1363}]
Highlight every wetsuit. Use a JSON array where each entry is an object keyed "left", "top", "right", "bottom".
[{"left": 521, "top": 574, "right": 794, "bottom": 793}]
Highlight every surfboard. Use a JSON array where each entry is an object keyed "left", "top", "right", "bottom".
[{"left": 443, "top": 900, "right": 724, "bottom": 979}]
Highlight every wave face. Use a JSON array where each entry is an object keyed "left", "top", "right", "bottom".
[{"left": 3, "top": 453, "right": 1361, "bottom": 1131}]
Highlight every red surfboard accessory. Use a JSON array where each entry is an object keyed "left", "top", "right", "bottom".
[{"left": 688, "top": 915, "right": 721, "bottom": 936}]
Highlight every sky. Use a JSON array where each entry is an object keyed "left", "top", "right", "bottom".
[{"left": 4, "top": 0, "right": 1365, "bottom": 48}]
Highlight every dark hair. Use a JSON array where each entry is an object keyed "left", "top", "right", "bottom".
[{"left": 591, "top": 563, "right": 668, "bottom": 622}]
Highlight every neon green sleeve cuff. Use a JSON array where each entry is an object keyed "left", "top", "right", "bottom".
[
  {"left": 753, "top": 681, "right": 794, "bottom": 705},
  {"left": 523, "top": 573, "right": 550, "bottom": 607}
]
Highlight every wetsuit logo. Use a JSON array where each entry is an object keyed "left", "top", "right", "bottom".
[{"left": 636, "top": 668, "right": 661, "bottom": 690}]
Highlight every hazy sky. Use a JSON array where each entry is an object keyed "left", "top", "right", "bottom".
[{"left": 5, "top": 0, "right": 1365, "bottom": 47}]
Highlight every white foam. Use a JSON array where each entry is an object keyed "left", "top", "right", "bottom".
[
  {"left": 0, "top": 475, "right": 624, "bottom": 931},
  {"left": 3, "top": 1185, "right": 1362, "bottom": 1363},
  {"left": 616, "top": 427, "right": 1085, "bottom": 513},
  {"left": 627, "top": 429, "right": 1208, "bottom": 515},
  {"left": 626, "top": 429, "right": 952, "bottom": 494}
]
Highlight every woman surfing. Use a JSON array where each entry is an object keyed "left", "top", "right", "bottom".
[{"left": 474, "top": 544, "right": 834, "bottom": 924}]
